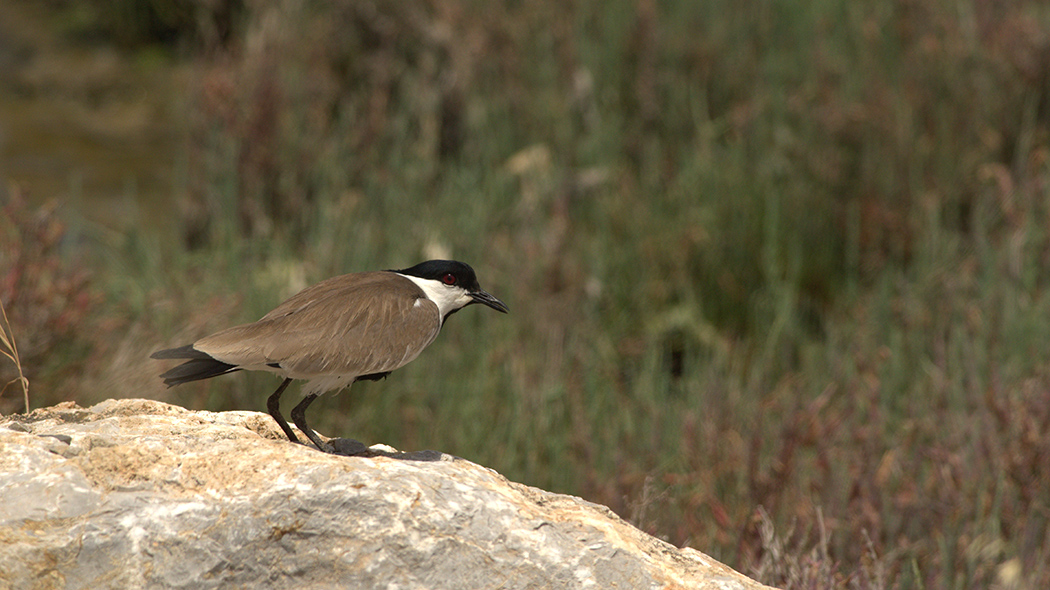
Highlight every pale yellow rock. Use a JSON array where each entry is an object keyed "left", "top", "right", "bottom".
[{"left": 0, "top": 399, "right": 777, "bottom": 590}]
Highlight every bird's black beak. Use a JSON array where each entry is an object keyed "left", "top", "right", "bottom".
[{"left": 470, "top": 289, "right": 509, "bottom": 313}]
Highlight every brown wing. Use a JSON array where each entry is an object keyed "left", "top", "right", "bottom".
[{"left": 194, "top": 272, "right": 442, "bottom": 378}]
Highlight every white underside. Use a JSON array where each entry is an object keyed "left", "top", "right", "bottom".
[
  {"left": 301, "top": 374, "right": 356, "bottom": 396},
  {"left": 244, "top": 354, "right": 421, "bottom": 396}
]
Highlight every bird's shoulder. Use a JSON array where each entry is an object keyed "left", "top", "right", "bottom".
[{"left": 260, "top": 271, "right": 427, "bottom": 322}]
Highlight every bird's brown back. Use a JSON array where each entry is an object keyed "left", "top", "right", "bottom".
[{"left": 194, "top": 272, "right": 442, "bottom": 379}]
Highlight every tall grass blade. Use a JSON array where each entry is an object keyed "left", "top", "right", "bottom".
[{"left": 0, "top": 299, "right": 29, "bottom": 414}]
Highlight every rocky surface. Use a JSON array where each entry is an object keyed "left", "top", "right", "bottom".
[{"left": 0, "top": 399, "right": 775, "bottom": 590}]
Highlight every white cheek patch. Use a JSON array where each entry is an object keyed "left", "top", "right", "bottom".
[{"left": 397, "top": 274, "right": 471, "bottom": 319}]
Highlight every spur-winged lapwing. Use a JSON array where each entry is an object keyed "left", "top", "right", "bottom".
[{"left": 151, "top": 260, "right": 508, "bottom": 452}]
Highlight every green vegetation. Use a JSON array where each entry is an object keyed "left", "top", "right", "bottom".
[{"left": 3, "top": 0, "right": 1049, "bottom": 588}]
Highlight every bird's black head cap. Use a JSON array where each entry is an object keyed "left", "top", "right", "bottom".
[
  {"left": 394, "top": 259, "right": 508, "bottom": 314},
  {"left": 396, "top": 260, "right": 480, "bottom": 290}
]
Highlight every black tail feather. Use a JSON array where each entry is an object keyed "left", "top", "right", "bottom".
[
  {"left": 151, "top": 344, "right": 212, "bottom": 360},
  {"left": 152, "top": 345, "right": 240, "bottom": 387}
]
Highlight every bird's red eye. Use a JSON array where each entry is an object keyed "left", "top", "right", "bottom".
[{"left": 442, "top": 273, "right": 457, "bottom": 285}]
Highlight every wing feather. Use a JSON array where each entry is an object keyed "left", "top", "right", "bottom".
[{"left": 194, "top": 272, "right": 442, "bottom": 378}]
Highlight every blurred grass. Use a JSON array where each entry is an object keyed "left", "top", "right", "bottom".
[{"left": 4, "top": 0, "right": 1050, "bottom": 588}]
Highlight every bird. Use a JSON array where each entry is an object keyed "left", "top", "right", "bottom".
[{"left": 151, "top": 260, "right": 508, "bottom": 453}]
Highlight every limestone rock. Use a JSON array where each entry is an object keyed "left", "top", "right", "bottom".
[{"left": 0, "top": 399, "right": 774, "bottom": 590}]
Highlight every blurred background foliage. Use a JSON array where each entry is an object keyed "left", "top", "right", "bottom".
[{"left": 2, "top": 0, "right": 1050, "bottom": 588}]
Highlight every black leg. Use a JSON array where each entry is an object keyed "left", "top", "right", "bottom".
[
  {"left": 266, "top": 378, "right": 300, "bottom": 444},
  {"left": 290, "top": 393, "right": 329, "bottom": 452}
]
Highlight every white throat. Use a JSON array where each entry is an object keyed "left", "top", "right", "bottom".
[{"left": 397, "top": 273, "right": 473, "bottom": 321}]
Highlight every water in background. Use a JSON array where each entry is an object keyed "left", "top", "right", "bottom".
[{"left": 0, "top": 1, "right": 185, "bottom": 235}]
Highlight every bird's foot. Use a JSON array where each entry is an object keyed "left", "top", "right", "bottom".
[{"left": 326, "top": 437, "right": 370, "bottom": 456}]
